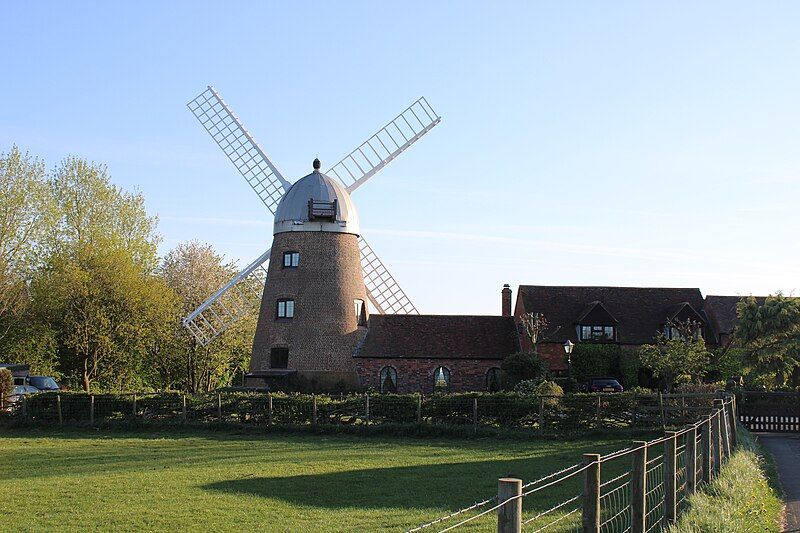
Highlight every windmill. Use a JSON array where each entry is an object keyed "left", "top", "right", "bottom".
[{"left": 181, "top": 86, "right": 441, "bottom": 375}]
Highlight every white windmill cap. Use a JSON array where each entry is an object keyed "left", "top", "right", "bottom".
[{"left": 273, "top": 159, "right": 360, "bottom": 235}]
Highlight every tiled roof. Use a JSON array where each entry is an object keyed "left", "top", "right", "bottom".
[
  {"left": 355, "top": 315, "right": 520, "bottom": 359},
  {"left": 517, "top": 285, "right": 709, "bottom": 345}
]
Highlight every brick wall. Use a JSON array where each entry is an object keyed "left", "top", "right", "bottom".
[
  {"left": 355, "top": 357, "right": 503, "bottom": 393},
  {"left": 250, "top": 230, "right": 367, "bottom": 389}
]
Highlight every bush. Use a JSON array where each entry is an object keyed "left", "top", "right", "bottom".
[
  {"left": 570, "top": 344, "right": 623, "bottom": 384},
  {"left": 534, "top": 380, "right": 563, "bottom": 408},
  {"left": 501, "top": 352, "right": 547, "bottom": 390},
  {"left": 675, "top": 382, "right": 723, "bottom": 395},
  {"left": 0, "top": 368, "right": 12, "bottom": 402},
  {"left": 667, "top": 429, "right": 782, "bottom": 533},
  {"left": 512, "top": 379, "right": 541, "bottom": 395}
]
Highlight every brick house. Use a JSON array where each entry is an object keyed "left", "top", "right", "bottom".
[
  {"left": 511, "top": 285, "right": 715, "bottom": 374},
  {"left": 354, "top": 315, "right": 519, "bottom": 393}
]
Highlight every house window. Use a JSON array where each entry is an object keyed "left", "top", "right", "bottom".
[
  {"left": 664, "top": 325, "right": 703, "bottom": 341},
  {"left": 580, "top": 325, "right": 615, "bottom": 341},
  {"left": 486, "top": 367, "right": 502, "bottom": 392},
  {"left": 433, "top": 366, "right": 451, "bottom": 392},
  {"left": 354, "top": 299, "right": 367, "bottom": 326},
  {"left": 276, "top": 299, "right": 295, "bottom": 318},
  {"left": 270, "top": 347, "right": 289, "bottom": 369},
  {"left": 379, "top": 366, "right": 397, "bottom": 393},
  {"left": 283, "top": 251, "right": 300, "bottom": 268}
]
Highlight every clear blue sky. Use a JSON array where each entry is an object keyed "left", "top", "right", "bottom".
[{"left": 2, "top": 2, "right": 798, "bottom": 314}]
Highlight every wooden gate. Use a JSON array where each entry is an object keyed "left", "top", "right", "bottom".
[{"left": 738, "top": 391, "right": 800, "bottom": 433}]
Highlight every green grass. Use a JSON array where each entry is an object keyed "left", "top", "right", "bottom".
[
  {"left": 0, "top": 428, "right": 632, "bottom": 532},
  {"left": 668, "top": 429, "right": 783, "bottom": 533}
]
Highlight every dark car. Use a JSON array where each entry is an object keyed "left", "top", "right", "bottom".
[
  {"left": 583, "top": 377, "right": 624, "bottom": 393},
  {"left": 27, "top": 376, "right": 60, "bottom": 391}
]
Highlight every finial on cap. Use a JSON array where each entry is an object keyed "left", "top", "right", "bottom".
[{"left": 313, "top": 158, "right": 321, "bottom": 171}]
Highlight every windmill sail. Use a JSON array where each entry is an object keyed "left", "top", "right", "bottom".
[
  {"left": 326, "top": 97, "right": 441, "bottom": 194},
  {"left": 182, "top": 248, "right": 271, "bottom": 346},
  {"left": 359, "top": 236, "right": 418, "bottom": 315},
  {"left": 187, "top": 86, "right": 290, "bottom": 214}
]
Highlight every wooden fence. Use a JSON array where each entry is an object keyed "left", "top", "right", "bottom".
[{"left": 738, "top": 391, "right": 800, "bottom": 433}]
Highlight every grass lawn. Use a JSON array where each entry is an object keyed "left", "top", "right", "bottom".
[{"left": 1, "top": 428, "right": 633, "bottom": 532}]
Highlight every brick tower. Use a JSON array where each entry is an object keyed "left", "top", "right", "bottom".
[{"left": 249, "top": 159, "right": 368, "bottom": 389}]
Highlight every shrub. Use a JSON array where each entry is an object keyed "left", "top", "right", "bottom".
[
  {"left": 534, "top": 380, "right": 563, "bottom": 408},
  {"left": 675, "top": 382, "right": 722, "bottom": 395},
  {"left": 570, "top": 343, "right": 622, "bottom": 384},
  {"left": 512, "top": 379, "right": 541, "bottom": 395},
  {"left": 501, "top": 352, "right": 547, "bottom": 390},
  {"left": 0, "top": 368, "right": 12, "bottom": 403}
]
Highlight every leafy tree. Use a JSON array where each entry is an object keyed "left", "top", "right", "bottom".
[
  {"left": 160, "top": 241, "right": 256, "bottom": 392},
  {"left": 0, "top": 146, "right": 52, "bottom": 343},
  {"left": 32, "top": 157, "right": 168, "bottom": 391},
  {"left": 501, "top": 351, "right": 547, "bottom": 390},
  {"left": 638, "top": 320, "right": 711, "bottom": 391},
  {"left": 736, "top": 294, "right": 800, "bottom": 388}
]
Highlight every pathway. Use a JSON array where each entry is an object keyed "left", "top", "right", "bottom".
[{"left": 759, "top": 434, "right": 800, "bottom": 532}]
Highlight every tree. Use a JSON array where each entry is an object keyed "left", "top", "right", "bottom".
[
  {"left": 736, "top": 294, "right": 800, "bottom": 388},
  {"left": 501, "top": 352, "right": 547, "bottom": 390},
  {"left": 638, "top": 320, "right": 711, "bottom": 391},
  {"left": 0, "top": 146, "right": 52, "bottom": 343},
  {"left": 520, "top": 312, "right": 551, "bottom": 354},
  {"left": 32, "top": 157, "right": 168, "bottom": 391},
  {"left": 160, "top": 241, "right": 257, "bottom": 392}
]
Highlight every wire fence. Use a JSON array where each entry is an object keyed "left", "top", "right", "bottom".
[
  {"left": 2, "top": 391, "right": 727, "bottom": 436},
  {"left": 404, "top": 394, "right": 738, "bottom": 533}
]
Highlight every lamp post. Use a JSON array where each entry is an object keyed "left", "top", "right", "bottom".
[{"left": 563, "top": 340, "right": 574, "bottom": 380}]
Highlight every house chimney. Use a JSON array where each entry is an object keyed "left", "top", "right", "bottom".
[{"left": 502, "top": 284, "right": 512, "bottom": 317}]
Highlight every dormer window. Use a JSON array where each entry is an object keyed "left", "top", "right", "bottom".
[
  {"left": 580, "top": 325, "right": 615, "bottom": 341},
  {"left": 664, "top": 324, "right": 703, "bottom": 341}
]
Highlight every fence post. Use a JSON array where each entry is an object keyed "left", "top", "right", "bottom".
[
  {"left": 416, "top": 394, "right": 422, "bottom": 424},
  {"left": 658, "top": 392, "right": 666, "bottom": 430},
  {"left": 22, "top": 394, "right": 28, "bottom": 420},
  {"left": 312, "top": 394, "right": 318, "bottom": 426},
  {"left": 497, "top": 477, "right": 522, "bottom": 533},
  {"left": 595, "top": 394, "right": 602, "bottom": 429},
  {"left": 701, "top": 416, "right": 712, "bottom": 484},
  {"left": 582, "top": 454, "right": 601, "bottom": 533},
  {"left": 728, "top": 395, "right": 738, "bottom": 449},
  {"left": 57, "top": 394, "right": 63, "bottom": 426},
  {"left": 716, "top": 399, "right": 730, "bottom": 458},
  {"left": 712, "top": 410, "right": 722, "bottom": 476},
  {"left": 182, "top": 394, "right": 187, "bottom": 423},
  {"left": 132, "top": 393, "right": 137, "bottom": 419},
  {"left": 686, "top": 425, "right": 697, "bottom": 494},
  {"left": 90, "top": 394, "right": 95, "bottom": 425},
  {"left": 631, "top": 441, "right": 647, "bottom": 533},
  {"left": 365, "top": 393, "right": 370, "bottom": 424},
  {"left": 664, "top": 431, "right": 677, "bottom": 523},
  {"left": 268, "top": 393, "right": 273, "bottom": 426},
  {"left": 217, "top": 393, "right": 222, "bottom": 421}
]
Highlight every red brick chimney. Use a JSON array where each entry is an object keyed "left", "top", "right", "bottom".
[{"left": 501, "top": 284, "right": 512, "bottom": 316}]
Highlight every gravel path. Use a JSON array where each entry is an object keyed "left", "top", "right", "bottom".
[{"left": 759, "top": 433, "right": 800, "bottom": 532}]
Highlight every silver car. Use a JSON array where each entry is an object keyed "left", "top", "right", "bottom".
[{"left": 9, "top": 384, "right": 39, "bottom": 403}]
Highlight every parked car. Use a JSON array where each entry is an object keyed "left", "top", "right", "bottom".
[
  {"left": 582, "top": 377, "right": 624, "bottom": 393},
  {"left": 8, "top": 384, "right": 40, "bottom": 403},
  {"left": 27, "top": 376, "right": 60, "bottom": 391}
]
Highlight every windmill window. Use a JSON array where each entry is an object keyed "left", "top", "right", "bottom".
[
  {"left": 270, "top": 347, "right": 289, "bottom": 369},
  {"left": 433, "top": 366, "right": 451, "bottom": 392},
  {"left": 283, "top": 251, "right": 300, "bottom": 268},
  {"left": 379, "top": 366, "right": 398, "bottom": 393},
  {"left": 486, "top": 367, "right": 502, "bottom": 392},
  {"left": 354, "top": 299, "right": 367, "bottom": 326},
  {"left": 580, "top": 325, "right": 615, "bottom": 341},
  {"left": 276, "top": 299, "right": 295, "bottom": 318}
]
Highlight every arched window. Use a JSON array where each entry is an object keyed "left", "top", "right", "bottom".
[
  {"left": 433, "top": 366, "right": 451, "bottom": 392},
  {"left": 486, "top": 367, "right": 502, "bottom": 392},
  {"left": 379, "top": 366, "right": 397, "bottom": 393}
]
